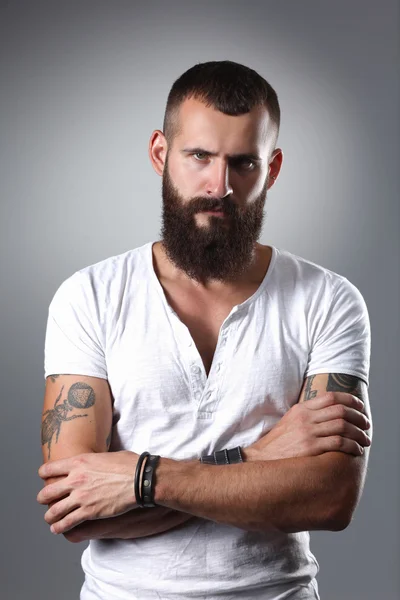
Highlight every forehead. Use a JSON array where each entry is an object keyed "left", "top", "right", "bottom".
[{"left": 174, "top": 96, "right": 272, "bottom": 155}]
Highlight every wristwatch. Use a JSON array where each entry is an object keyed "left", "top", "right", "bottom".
[{"left": 199, "top": 446, "right": 244, "bottom": 465}]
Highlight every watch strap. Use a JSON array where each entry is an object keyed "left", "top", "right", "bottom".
[{"left": 199, "top": 446, "right": 244, "bottom": 465}]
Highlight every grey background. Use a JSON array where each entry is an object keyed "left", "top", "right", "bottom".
[{"left": 1, "top": 1, "right": 398, "bottom": 598}]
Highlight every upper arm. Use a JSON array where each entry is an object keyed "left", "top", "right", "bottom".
[
  {"left": 42, "top": 270, "right": 111, "bottom": 463},
  {"left": 293, "top": 277, "right": 372, "bottom": 526},
  {"left": 41, "top": 373, "right": 113, "bottom": 463},
  {"left": 298, "top": 372, "right": 372, "bottom": 436},
  {"left": 297, "top": 372, "right": 372, "bottom": 526}
]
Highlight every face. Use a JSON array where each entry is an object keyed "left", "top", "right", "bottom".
[{"left": 157, "top": 97, "right": 278, "bottom": 282}]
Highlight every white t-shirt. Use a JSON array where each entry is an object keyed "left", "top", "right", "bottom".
[{"left": 44, "top": 241, "right": 371, "bottom": 600}]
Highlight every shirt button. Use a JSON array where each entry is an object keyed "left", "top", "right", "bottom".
[
  {"left": 216, "top": 364, "right": 221, "bottom": 372},
  {"left": 191, "top": 365, "right": 201, "bottom": 374}
]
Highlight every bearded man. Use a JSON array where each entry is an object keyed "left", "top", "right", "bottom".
[{"left": 38, "top": 60, "right": 372, "bottom": 600}]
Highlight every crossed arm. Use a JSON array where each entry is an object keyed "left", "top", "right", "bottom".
[
  {"left": 38, "top": 372, "right": 372, "bottom": 540},
  {"left": 153, "top": 374, "right": 371, "bottom": 533}
]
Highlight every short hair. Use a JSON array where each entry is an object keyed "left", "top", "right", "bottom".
[{"left": 162, "top": 60, "right": 281, "bottom": 153}]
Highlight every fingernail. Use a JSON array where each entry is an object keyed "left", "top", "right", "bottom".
[{"left": 50, "top": 525, "right": 56, "bottom": 534}]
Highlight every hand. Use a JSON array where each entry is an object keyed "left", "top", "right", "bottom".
[
  {"left": 37, "top": 451, "right": 139, "bottom": 534},
  {"left": 63, "top": 507, "right": 195, "bottom": 543},
  {"left": 244, "top": 392, "right": 371, "bottom": 461}
]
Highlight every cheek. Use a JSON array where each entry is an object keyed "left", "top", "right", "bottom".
[
  {"left": 173, "top": 161, "right": 205, "bottom": 195},
  {"left": 234, "top": 173, "right": 264, "bottom": 203},
  {"left": 245, "top": 171, "right": 268, "bottom": 199}
]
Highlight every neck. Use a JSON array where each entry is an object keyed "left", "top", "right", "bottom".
[{"left": 153, "top": 241, "right": 271, "bottom": 292}]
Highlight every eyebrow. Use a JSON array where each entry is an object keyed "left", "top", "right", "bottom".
[{"left": 181, "top": 147, "right": 263, "bottom": 163}]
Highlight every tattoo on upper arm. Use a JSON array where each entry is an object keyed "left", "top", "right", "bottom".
[
  {"left": 41, "top": 382, "right": 96, "bottom": 459},
  {"left": 304, "top": 375, "right": 318, "bottom": 400},
  {"left": 326, "top": 373, "right": 363, "bottom": 396},
  {"left": 49, "top": 375, "right": 60, "bottom": 383}
]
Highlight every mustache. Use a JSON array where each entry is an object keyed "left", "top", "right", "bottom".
[{"left": 183, "top": 197, "right": 238, "bottom": 216}]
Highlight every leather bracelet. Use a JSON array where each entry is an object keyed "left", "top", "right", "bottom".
[
  {"left": 134, "top": 451, "right": 150, "bottom": 507},
  {"left": 141, "top": 454, "right": 160, "bottom": 508},
  {"left": 199, "top": 446, "right": 244, "bottom": 465}
]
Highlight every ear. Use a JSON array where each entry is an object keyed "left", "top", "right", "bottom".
[
  {"left": 268, "top": 148, "right": 284, "bottom": 188},
  {"left": 148, "top": 130, "right": 168, "bottom": 176}
]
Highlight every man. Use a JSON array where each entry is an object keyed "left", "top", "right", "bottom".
[{"left": 38, "top": 60, "right": 372, "bottom": 600}]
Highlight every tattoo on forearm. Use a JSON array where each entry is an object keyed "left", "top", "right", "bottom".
[
  {"left": 41, "top": 382, "right": 96, "bottom": 459},
  {"left": 326, "top": 373, "right": 361, "bottom": 395},
  {"left": 304, "top": 375, "right": 318, "bottom": 400}
]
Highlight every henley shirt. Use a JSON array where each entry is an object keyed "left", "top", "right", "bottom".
[{"left": 44, "top": 241, "right": 371, "bottom": 600}]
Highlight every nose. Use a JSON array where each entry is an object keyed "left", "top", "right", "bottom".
[{"left": 205, "top": 160, "right": 233, "bottom": 199}]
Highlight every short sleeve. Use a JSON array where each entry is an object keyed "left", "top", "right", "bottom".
[
  {"left": 304, "top": 276, "right": 371, "bottom": 387},
  {"left": 44, "top": 271, "right": 107, "bottom": 380}
]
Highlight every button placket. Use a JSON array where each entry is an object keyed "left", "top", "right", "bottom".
[
  {"left": 196, "top": 325, "right": 228, "bottom": 414},
  {"left": 191, "top": 363, "right": 204, "bottom": 406},
  {"left": 173, "top": 317, "right": 206, "bottom": 405},
  {"left": 198, "top": 316, "right": 241, "bottom": 415}
]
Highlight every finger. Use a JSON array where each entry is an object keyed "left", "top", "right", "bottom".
[
  {"left": 314, "top": 435, "right": 366, "bottom": 457},
  {"left": 38, "top": 457, "right": 75, "bottom": 479},
  {"left": 316, "top": 420, "right": 372, "bottom": 447},
  {"left": 304, "top": 392, "right": 364, "bottom": 412},
  {"left": 312, "top": 405, "right": 370, "bottom": 430},
  {"left": 50, "top": 508, "right": 87, "bottom": 535},
  {"left": 44, "top": 495, "right": 80, "bottom": 526},
  {"left": 37, "top": 481, "right": 72, "bottom": 505}
]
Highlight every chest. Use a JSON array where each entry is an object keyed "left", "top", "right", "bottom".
[
  {"left": 161, "top": 283, "right": 260, "bottom": 376},
  {"left": 106, "top": 290, "right": 309, "bottom": 457}
]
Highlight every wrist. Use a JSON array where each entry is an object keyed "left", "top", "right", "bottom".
[
  {"left": 153, "top": 456, "right": 196, "bottom": 508},
  {"left": 241, "top": 445, "right": 262, "bottom": 461}
]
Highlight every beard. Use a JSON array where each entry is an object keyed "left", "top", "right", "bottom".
[{"left": 160, "top": 159, "right": 268, "bottom": 282}]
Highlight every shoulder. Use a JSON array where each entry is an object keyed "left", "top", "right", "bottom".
[
  {"left": 76, "top": 242, "right": 151, "bottom": 286},
  {"left": 272, "top": 246, "right": 366, "bottom": 305},
  {"left": 49, "top": 242, "right": 154, "bottom": 311},
  {"left": 273, "top": 246, "right": 340, "bottom": 287}
]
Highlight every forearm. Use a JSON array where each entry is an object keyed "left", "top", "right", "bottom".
[
  {"left": 42, "top": 452, "right": 194, "bottom": 542},
  {"left": 64, "top": 507, "right": 194, "bottom": 542},
  {"left": 99, "top": 509, "right": 194, "bottom": 540},
  {"left": 154, "top": 451, "right": 359, "bottom": 533}
]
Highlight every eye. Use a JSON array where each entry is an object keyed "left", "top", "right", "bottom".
[
  {"left": 192, "top": 152, "right": 209, "bottom": 161},
  {"left": 231, "top": 159, "right": 256, "bottom": 171},
  {"left": 191, "top": 153, "right": 256, "bottom": 171}
]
